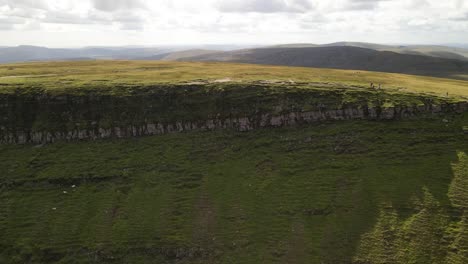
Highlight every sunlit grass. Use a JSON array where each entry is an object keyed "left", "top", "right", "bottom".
[{"left": 0, "top": 60, "right": 467, "bottom": 99}]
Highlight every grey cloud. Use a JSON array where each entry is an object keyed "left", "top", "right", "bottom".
[
  {"left": 0, "top": 0, "right": 146, "bottom": 30},
  {"left": 0, "top": 17, "right": 26, "bottom": 30},
  {"left": 3, "top": 8, "right": 42, "bottom": 20},
  {"left": 344, "top": 0, "right": 390, "bottom": 11},
  {"left": 0, "top": 0, "right": 49, "bottom": 10},
  {"left": 43, "top": 12, "right": 98, "bottom": 25},
  {"left": 0, "top": 1, "right": 45, "bottom": 30},
  {"left": 92, "top": 0, "right": 147, "bottom": 12},
  {"left": 112, "top": 12, "right": 145, "bottom": 23},
  {"left": 216, "top": 0, "right": 314, "bottom": 13},
  {"left": 42, "top": 10, "right": 145, "bottom": 30},
  {"left": 411, "top": 0, "right": 429, "bottom": 7},
  {"left": 87, "top": 12, "right": 114, "bottom": 24},
  {"left": 0, "top": 23, "right": 13, "bottom": 30},
  {"left": 112, "top": 11, "right": 146, "bottom": 30},
  {"left": 451, "top": 13, "right": 468, "bottom": 21},
  {"left": 91, "top": 0, "right": 148, "bottom": 30}
]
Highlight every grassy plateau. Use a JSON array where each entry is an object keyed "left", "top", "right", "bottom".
[
  {"left": 0, "top": 60, "right": 467, "bottom": 99},
  {"left": 0, "top": 61, "right": 467, "bottom": 263}
]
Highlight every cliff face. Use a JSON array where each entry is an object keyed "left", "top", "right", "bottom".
[{"left": 1, "top": 84, "right": 466, "bottom": 144}]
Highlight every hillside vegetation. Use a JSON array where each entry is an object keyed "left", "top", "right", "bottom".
[
  {"left": 1, "top": 115, "right": 467, "bottom": 263},
  {"left": 0, "top": 61, "right": 467, "bottom": 263}
]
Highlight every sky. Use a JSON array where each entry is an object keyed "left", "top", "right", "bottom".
[{"left": 0, "top": 0, "right": 467, "bottom": 47}]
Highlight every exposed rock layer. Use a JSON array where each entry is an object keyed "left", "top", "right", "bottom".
[{"left": 1, "top": 87, "right": 467, "bottom": 144}]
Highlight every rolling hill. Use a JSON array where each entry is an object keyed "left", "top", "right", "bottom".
[
  {"left": 3, "top": 43, "right": 468, "bottom": 82},
  {"left": 143, "top": 49, "right": 221, "bottom": 61},
  {"left": 273, "top": 42, "right": 468, "bottom": 61},
  {"left": 180, "top": 46, "right": 468, "bottom": 80},
  {"left": 0, "top": 61, "right": 467, "bottom": 263}
]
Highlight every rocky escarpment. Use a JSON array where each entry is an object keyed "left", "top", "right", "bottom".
[{"left": 1, "top": 84, "right": 467, "bottom": 144}]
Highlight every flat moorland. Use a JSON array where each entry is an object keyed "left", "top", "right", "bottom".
[{"left": 0, "top": 60, "right": 467, "bottom": 99}]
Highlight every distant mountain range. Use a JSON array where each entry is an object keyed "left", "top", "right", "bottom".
[
  {"left": 0, "top": 44, "right": 260, "bottom": 64},
  {"left": 1, "top": 42, "right": 468, "bottom": 80},
  {"left": 0, "top": 45, "right": 172, "bottom": 63}
]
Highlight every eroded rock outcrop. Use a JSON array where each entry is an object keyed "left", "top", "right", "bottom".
[{"left": 1, "top": 85, "right": 466, "bottom": 144}]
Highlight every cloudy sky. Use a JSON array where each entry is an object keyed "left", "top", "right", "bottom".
[{"left": 0, "top": 0, "right": 467, "bottom": 47}]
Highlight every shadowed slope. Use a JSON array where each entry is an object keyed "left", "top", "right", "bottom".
[{"left": 183, "top": 46, "right": 468, "bottom": 80}]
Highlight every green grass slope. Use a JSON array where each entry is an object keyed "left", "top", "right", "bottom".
[{"left": 1, "top": 114, "right": 467, "bottom": 263}]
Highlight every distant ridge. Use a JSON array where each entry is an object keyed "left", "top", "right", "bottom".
[
  {"left": 2, "top": 43, "right": 468, "bottom": 80},
  {"left": 0, "top": 45, "right": 173, "bottom": 63},
  {"left": 271, "top": 42, "right": 468, "bottom": 61},
  {"left": 0, "top": 45, "right": 259, "bottom": 64},
  {"left": 180, "top": 46, "right": 468, "bottom": 80},
  {"left": 143, "top": 49, "right": 221, "bottom": 61}
]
